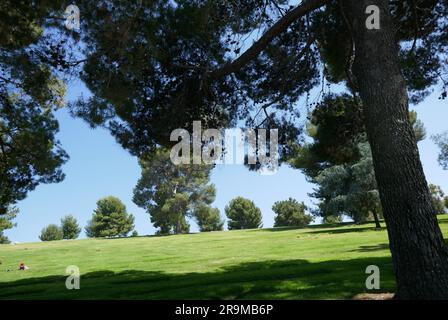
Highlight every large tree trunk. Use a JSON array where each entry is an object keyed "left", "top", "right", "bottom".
[{"left": 342, "top": 0, "right": 448, "bottom": 299}]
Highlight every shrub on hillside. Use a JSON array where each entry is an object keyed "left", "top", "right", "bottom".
[
  {"left": 272, "top": 198, "right": 313, "bottom": 228},
  {"left": 85, "top": 196, "right": 135, "bottom": 238},
  {"left": 195, "top": 205, "right": 224, "bottom": 232},
  {"left": 39, "top": 224, "right": 63, "bottom": 241},
  {"left": 225, "top": 197, "right": 262, "bottom": 230}
]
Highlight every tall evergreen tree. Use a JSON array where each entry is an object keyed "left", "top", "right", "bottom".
[
  {"left": 133, "top": 148, "right": 217, "bottom": 235},
  {"left": 312, "top": 142, "right": 382, "bottom": 226},
  {"left": 61, "top": 215, "right": 81, "bottom": 240}
]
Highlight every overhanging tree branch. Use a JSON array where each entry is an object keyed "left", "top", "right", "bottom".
[{"left": 211, "top": 0, "right": 329, "bottom": 78}]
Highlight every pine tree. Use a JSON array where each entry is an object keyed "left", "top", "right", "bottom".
[
  {"left": 85, "top": 197, "right": 135, "bottom": 238},
  {"left": 433, "top": 132, "right": 448, "bottom": 170},
  {"left": 225, "top": 197, "right": 263, "bottom": 230},
  {"left": 0, "top": 0, "right": 69, "bottom": 214},
  {"left": 0, "top": 206, "right": 18, "bottom": 244},
  {"left": 429, "top": 185, "right": 447, "bottom": 215},
  {"left": 134, "top": 148, "right": 217, "bottom": 235},
  {"left": 39, "top": 224, "right": 63, "bottom": 242},
  {"left": 273, "top": 198, "right": 313, "bottom": 228},
  {"left": 195, "top": 205, "right": 224, "bottom": 232},
  {"left": 61, "top": 215, "right": 81, "bottom": 240}
]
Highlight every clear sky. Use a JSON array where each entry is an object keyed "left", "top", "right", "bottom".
[{"left": 5, "top": 79, "right": 448, "bottom": 243}]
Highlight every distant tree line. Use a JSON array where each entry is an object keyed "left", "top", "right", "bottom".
[
  {"left": 39, "top": 196, "right": 136, "bottom": 241},
  {"left": 36, "top": 193, "right": 317, "bottom": 242}
]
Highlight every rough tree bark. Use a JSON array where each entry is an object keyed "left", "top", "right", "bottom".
[{"left": 342, "top": 0, "right": 448, "bottom": 299}]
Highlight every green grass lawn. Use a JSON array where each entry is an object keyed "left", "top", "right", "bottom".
[{"left": 1, "top": 215, "right": 448, "bottom": 300}]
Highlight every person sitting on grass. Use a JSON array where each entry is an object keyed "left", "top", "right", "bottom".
[{"left": 18, "top": 262, "right": 29, "bottom": 270}]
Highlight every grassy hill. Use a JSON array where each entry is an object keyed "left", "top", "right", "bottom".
[{"left": 2, "top": 215, "right": 448, "bottom": 300}]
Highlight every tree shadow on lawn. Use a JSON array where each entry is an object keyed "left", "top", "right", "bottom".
[
  {"left": 437, "top": 217, "right": 448, "bottom": 225},
  {"left": 305, "top": 226, "right": 381, "bottom": 235},
  {"left": 349, "top": 244, "right": 390, "bottom": 252},
  {"left": 258, "top": 222, "right": 356, "bottom": 233},
  {"left": 0, "top": 256, "right": 395, "bottom": 300},
  {"left": 259, "top": 222, "right": 384, "bottom": 234}
]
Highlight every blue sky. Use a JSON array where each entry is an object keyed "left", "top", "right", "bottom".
[{"left": 5, "top": 80, "right": 448, "bottom": 243}]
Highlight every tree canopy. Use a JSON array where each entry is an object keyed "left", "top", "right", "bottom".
[
  {"left": 0, "top": 0, "right": 72, "bottom": 215},
  {"left": 290, "top": 95, "right": 426, "bottom": 177},
  {"left": 69, "top": 0, "right": 447, "bottom": 158}
]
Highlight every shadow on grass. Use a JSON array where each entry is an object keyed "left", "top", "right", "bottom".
[
  {"left": 0, "top": 256, "right": 394, "bottom": 300},
  {"left": 305, "top": 226, "right": 381, "bottom": 235},
  {"left": 349, "top": 243, "right": 390, "bottom": 252},
  {"left": 257, "top": 222, "right": 357, "bottom": 233},
  {"left": 259, "top": 221, "right": 386, "bottom": 234},
  {"left": 437, "top": 216, "right": 448, "bottom": 224}
]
